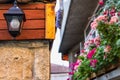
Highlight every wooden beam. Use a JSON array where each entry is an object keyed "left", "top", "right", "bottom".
[
  {"left": 0, "top": 3, "right": 45, "bottom": 10},
  {"left": 0, "top": 10, "right": 45, "bottom": 20},
  {"left": 45, "top": 3, "right": 55, "bottom": 39},
  {"left": 0, "top": 30, "right": 45, "bottom": 40}
]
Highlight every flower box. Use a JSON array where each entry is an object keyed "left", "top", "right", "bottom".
[{"left": 90, "top": 62, "right": 119, "bottom": 79}]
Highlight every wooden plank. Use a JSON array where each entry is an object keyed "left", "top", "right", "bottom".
[
  {"left": 23, "top": 20, "right": 45, "bottom": 29},
  {"left": 17, "top": 29, "right": 45, "bottom": 40},
  {"left": 0, "top": 20, "right": 7, "bottom": 29},
  {"left": 0, "top": 20, "right": 45, "bottom": 30},
  {"left": 25, "top": 10, "right": 45, "bottom": 19},
  {"left": 0, "top": 30, "right": 45, "bottom": 40},
  {"left": 0, "top": 10, "right": 7, "bottom": 19},
  {"left": 45, "top": 3, "right": 55, "bottom": 39},
  {"left": 0, "top": 3, "right": 45, "bottom": 10},
  {"left": 0, "top": 10, "right": 45, "bottom": 19}
]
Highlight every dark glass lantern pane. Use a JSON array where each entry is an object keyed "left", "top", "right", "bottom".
[{"left": 4, "top": 14, "right": 25, "bottom": 37}]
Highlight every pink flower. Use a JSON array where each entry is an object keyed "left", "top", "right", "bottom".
[
  {"left": 94, "top": 36, "right": 100, "bottom": 42},
  {"left": 84, "top": 41, "right": 89, "bottom": 48},
  {"left": 87, "top": 48, "right": 96, "bottom": 59},
  {"left": 80, "top": 53, "right": 87, "bottom": 57},
  {"left": 74, "top": 59, "right": 82, "bottom": 70},
  {"left": 90, "top": 21, "right": 98, "bottom": 29},
  {"left": 109, "top": 15, "right": 118, "bottom": 24},
  {"left": 75, "top": 59, "right": 81, "bottom": 65},
  {"left": 99, "top": 0, "right": 104, "bottom": 6},
  {"left": 80, "top": 49, "right": 85, "bottom": 53},
  {"left": 94, "top": 36, "right": 101, "bottom": 46},
  {"left": 95, "top": 15, "right": 107, "bottom": 22},
  {"left": 88, "top": 39, "right": 94, "bottom": 45},
  {"left": 104, "top": 45, "right": 112, "bottom": 53},
  {"left": 69, "top": 63, "right": 75, "bottom": 70},
  {"left": 90, "top": 59, "right": 98, "bottom": 67},
  {"left": 68, "top": 72, "right": 74, "bottom": 75},
  {"left": 67, "top": 78, "right": 70, "bottom": 80},
  {"left": 74, "top": 66, "right": 78, "bottom": 70}
]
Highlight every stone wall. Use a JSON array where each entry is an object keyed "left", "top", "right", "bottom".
[{"left": 0, "top": 40, "right": 50, "bottom": 80}]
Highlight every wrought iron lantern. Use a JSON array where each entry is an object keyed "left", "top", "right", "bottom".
[{"left": 4, "top": 0, "right": 26, "bottom": 38}]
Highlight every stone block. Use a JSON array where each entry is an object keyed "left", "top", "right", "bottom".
[
  {"left": 0, "top": 47, "right": 34, "bottom": 80},
  {"left": 33, "top": 45, "right": 50, "bottom": 80},
  {"left": 0, "top": 41, "right": 50, "bottom": 80}
]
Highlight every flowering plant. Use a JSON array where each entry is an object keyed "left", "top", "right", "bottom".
[{"left": 68, "top": 0, "right": 120, "bottom": 80}]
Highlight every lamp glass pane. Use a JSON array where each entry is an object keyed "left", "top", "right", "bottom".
[{"left": 10, "top": 16, "right": 20, "bottom": 29}]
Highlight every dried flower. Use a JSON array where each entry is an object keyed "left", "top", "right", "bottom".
[
  {"left": 103, "top": 54, "right": 107, "bottom": 60},
  {"left": 104, "top": 45, "right": 112, "bottom": 53}
]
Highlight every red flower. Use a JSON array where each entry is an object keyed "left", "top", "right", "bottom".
[
  {"left": 117, "top": 12, "right": 120, "bottom": 16},
  {"left": 109, "top": 8, "right": 116, "bottom": 16},
  {"left": 99, "top": 0, "right": 104, "bottom": 6},
  {"left": 87, "top": 48, "right": 96, "bottom": 59},
  {"left": 103, "top": 10, "right": 109, "bottom": 15}
]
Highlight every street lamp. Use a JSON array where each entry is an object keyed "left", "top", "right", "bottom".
[{"left": 4, "top": 0, "right": 26, "bottom": 38}]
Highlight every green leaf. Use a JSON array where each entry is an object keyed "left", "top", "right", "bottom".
[{"left": 116, "top": 39, "right": 120, "bottom": 48}]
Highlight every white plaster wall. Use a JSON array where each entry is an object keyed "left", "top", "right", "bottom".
[{"left": 51, "top": 73, "right": 69, "bottom": 80}]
